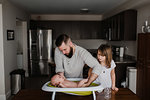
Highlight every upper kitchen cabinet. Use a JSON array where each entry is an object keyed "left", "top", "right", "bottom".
[
  {"left": 30, "top": 21, "right": 102, "bottom": 39},
  {"left": 103, "top": 9, "right": 137, "bottom": 41},
  {"left": 30, "top": 21, "right": 72, "bottom": 39},
  {"left": 120, "top": 10, "right": 137, "bottom": 40},
  {"left": 80, "top": 21, "right": 102, "bottom": 39}
]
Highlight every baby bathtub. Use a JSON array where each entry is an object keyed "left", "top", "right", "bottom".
[{"left": 42, "top": 78, "right": 104, "bottom": 100}]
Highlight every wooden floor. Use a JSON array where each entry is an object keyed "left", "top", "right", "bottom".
[
  {"left": 25, "top": 75, "right": 50, "bottom": 89},
  {"left": 8, "top": 75, "right": 50, "bottom": 100}
]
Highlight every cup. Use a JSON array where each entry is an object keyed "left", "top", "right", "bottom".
[{"left": 104, "top": 87, "right": 111, "bottom": 99}]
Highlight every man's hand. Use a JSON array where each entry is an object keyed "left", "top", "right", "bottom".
[
  {"left": 80, "top": 83, "right": 89, "bottom": 87},
  {"left": 57, "top": 72, "right": 65, "bottom": 79},
  {"left": 81, "top": 73, "right": 98, "bottom": 87},
  {"left": 78, "top": 78, "right": 88, "bottom": 87}
]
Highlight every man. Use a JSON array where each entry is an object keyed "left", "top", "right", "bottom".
[{"left": 54, "top": 34, "right": 102, "bottom": 80}]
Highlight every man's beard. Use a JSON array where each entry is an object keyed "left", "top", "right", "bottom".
[{"left": 65, "top": 47, "right": 73, "bottom": 58}]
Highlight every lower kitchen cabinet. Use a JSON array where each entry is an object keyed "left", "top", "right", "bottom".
[{"left": 115, "top": 62, "right": 136, "bottom": 88}]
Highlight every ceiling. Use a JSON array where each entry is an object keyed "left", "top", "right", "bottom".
[{"left": 9, "top": 0, "right": 129, "bottom": 14}]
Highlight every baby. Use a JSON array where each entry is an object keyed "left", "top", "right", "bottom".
[{"left": 51, "top": 74, "right": 88, "bottom": 88}]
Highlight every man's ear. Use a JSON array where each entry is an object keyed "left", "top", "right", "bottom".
[{"left": 68, "top": 39, "right": 73, "bottom": 46}]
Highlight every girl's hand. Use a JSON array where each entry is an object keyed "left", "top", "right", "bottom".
[{"left": 112, "top": 86, "right": 119, "bottom": 91}]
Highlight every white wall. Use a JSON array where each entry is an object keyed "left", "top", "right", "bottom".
[
  {"left": 0, "top": 4, "right": 6, "bottom": 100},
  {"left": 137, "top": 4, "right": 150, "bottom": 33},
  {"left": 16, "top": 21, "right": 23, "bottom": 53},
  {"left": 107, "top": 41, "right": 137, "bottom": 57},
  {"left": 0, "top": 0, "right": 30, "bottom": 99}
]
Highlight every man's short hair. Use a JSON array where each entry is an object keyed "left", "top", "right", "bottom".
[{"left": 55, "top": 34, "right": 70, "bottom": 47}]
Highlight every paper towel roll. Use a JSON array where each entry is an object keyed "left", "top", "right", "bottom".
[
  {"left": 17, "top": 54, "right": 23, "bottom": 69},
  {"left": 120, "top": 47, "right": 124, "bottom": 57}
]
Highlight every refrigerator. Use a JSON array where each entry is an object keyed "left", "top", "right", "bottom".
[{"left": 29, "top": 29, "right": 52, "bottom": 76}]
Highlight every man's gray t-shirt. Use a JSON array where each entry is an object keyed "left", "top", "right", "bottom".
[{"left": 54, "top": 45, "right": 102, "bottom": 78}]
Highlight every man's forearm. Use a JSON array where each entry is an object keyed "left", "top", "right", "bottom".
[{"left": 83, "top": 73, "right": 98, "bottom": 87}]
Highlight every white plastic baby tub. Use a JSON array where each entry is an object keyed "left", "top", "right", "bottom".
[{"left": 42, "top": 78, "right": 104, "bottom": 100}]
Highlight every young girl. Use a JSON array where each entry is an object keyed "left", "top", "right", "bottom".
[{"left": 80, "top": 44, "right": 118, "bottom": 91}]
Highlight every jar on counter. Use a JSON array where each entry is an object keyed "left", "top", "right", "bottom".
[{"left": 142, "top": 20, "right": 150, "bottom": 33}]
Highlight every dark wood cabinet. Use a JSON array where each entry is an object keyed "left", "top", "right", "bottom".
[
  {"left": 30, "top": 21, "right": 102, "bottom": 39},
  {"left": 120, "top": 10, "right": 137, "bottom": 40},
  {"left": 136, "top": 33, "right": 150, "bottom": 100},
  {"left": 71, "top": 21, "right": 80, "bottom": 39},
  {"left": 80, "top": 21, "right": 101, "bottom": 39},
  {"left": 102, "top": 9, "right": 137, "bottom": 41},
  {"left": 115, "top": 62, "right": 136, "bottom": 88}
]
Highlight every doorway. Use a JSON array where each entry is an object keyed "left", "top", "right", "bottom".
[{"left": 15, "top": 20, "right": 28, "bottom": 76}]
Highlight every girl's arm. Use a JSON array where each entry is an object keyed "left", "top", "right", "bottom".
[{"left": 111, "top": 68, "right": 119, "bottom": 91}]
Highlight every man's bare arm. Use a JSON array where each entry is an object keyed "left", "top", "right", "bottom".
[{"left": 81, "top": 73, "right": 98, "bottom": 87}]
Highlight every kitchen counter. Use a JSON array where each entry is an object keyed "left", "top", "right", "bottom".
[{"left": 113, "top": 55, "right": 136, "bottom": 64}]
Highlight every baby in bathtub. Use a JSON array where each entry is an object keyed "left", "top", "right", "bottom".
[{"left": 51, "top": 74, "right": 88, "bottom": 88}]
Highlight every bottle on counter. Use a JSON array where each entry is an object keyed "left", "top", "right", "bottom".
[
  {"left": 142, "top": 20, "right": 150, "bottom": 33},
  {"left": 119, "top": 47, "right": 124, "bottom": 57}
]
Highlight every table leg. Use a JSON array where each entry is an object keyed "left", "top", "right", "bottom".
[
  {"left": 93, "top": 91, "right": 96, "bottom": 100},
  {"left": 52, "top": 91, "right": 56, "bottom": 100}
]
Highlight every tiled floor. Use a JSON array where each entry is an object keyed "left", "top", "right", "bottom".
[{"left": 7, "top": 75, "right": 50, "bottom": 100}]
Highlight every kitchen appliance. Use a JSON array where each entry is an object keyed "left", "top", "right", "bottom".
[
  {"left": 112, "top": 46, "right": 124, "bottom": 57},
  {"left": 126, "top": 67, "right": 137, "bottom": 94},
  {"left": 29, "top": 29, "right": 53, "bottom": 76},
  {"left": 112, "top": 46, "right": 120, "bottom": 56}
]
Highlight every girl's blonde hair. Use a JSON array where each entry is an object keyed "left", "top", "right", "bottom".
[{"left": 97, "top": 44, "right": 112, "bottom": 68}]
